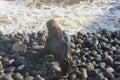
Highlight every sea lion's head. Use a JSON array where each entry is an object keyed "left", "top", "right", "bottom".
[
  {"left": 46, "top": 19, "right": 60, "bottom": 32},
  {"left": 46, "top": 19, "right": 63, "bottom": 37}
]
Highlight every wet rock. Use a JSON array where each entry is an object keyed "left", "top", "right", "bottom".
[
  {"left": 68, "top": 73, "right": 76, "bottom": 80},
  {"left": 12, "top": 57, "right": 26, "bottom": 66},
  {"left": 0, "top": 51, "right": 6, "bottom": 56},
  {"left": 76, "top": 39, "right": 83, "bottom": 44},
  {"left": 110, "top": 46, "right": 117, "bottom": 51},
  {"left": 7, "top": 59, "right": 15, "bottom": 65},
  {"left": 2, "top": 74, "right": 13, "bottom": 80},
  {"left": 12, "top": 43, "right": 27, "bottom": 52},
  {"left": 31, "top": 45, "right": 44, "bottom": 50},
  {"left": 103, "top": 55, "right": 113, "bottom": 65},
  {"left": 34, "top": 74, "right": 45, "bottom": 80},
  {"left": 48, "top": 61, "right": 62, "bottom": 74},
  {"left": 30, "top": 33, "right": 38, "bottom": 39},
  {"left": 74, "top": 48, "right": 80, "bottom": 56},
  {"left": 87, "top": 63, "right": 94, "bottom": 70},
  {"left": 94, "top": 55, "right": 102, "bottom": 63},
  {"left": 104, "top": 71, "right": 114, "bottom": 79},
  {"left": 24, "top": 76, "right": 34, "bottom": 80},
  {"left": 5, "top": 66, "right": 15, "bottom": 73},
  {"left": 115, "top": 65, "right": 120, "bottom": 72},
  {"left": 112, "top": 39, "right": 120, "bottom": 45},
  {"left": 91, "top": 50, "right": 98, "bottom": 56},
  {"left": 2, "top": 57, "right": 9, "bottom": 63},
  {"left": 96, "top": 72, "right": 105, "bottom": 80},
  {"left": 16, "top": 64, "right": 25, "bottom": 72},
  {"left": 13, "top": 72, "right": 24, "bottom": 80},
  {"left": 22, "top": 34, "right": 30, "bottom": 42},
  {"left": 106, "top": 67, "right": 115, "bottom": 73},
  {"left": 99, "top": 62, "right": 106, "bottom": 70},
  {"left": 99, "top": 37, "right": 109, "bottom": 42},
  {"left": 87, "top": 70, "right": 97, "bottom": 77}
]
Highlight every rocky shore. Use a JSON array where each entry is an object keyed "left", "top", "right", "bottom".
[{"left": 0, "top": 29, "right": 120, "bottom": 80}]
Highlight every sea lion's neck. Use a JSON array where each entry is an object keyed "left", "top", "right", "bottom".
[{"left": 48, "top": 30, "right": 63, "bottom": 39}]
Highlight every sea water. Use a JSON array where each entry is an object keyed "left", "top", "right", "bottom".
[{"left": 0, "top": 0, "right": 120, "bottom": 35}]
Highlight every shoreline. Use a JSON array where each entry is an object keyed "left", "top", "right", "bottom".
[{"left": 0, "top": 29, "right": 120, "bottom": 80}]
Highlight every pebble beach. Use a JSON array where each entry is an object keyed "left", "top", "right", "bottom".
[
  {"left": 0, "top": 29, "right": 120, "bottom": 80},
  {"left": 0, "top": 0, "right": 120, "bottom": 80}
]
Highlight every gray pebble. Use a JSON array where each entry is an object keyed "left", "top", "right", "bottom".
[
  {"left": 12, "top": 43, "right": 27, "bottom": 52},
  {"left": 16, "top": 65, "right": 25, "bottom": 72},
  {"left": 5, "top": 66, "right": 15, "bottom": 73},
  {"left": 68, "top": 73, "right": 76, "bottom": 80},
  {"left": 81, "top": 68, "right": 88, "bottom": 79}
]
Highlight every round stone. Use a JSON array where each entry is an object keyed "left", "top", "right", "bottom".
[
  {"left": 12, "top": 43, "right": 27, "bottom": 52},
  {"left": 81, "top": 68, "right": 88, "bottom": 79},
  {"left": 13, "top": 73, "right": 24, "bottom": 80},
  {"left": 24, "top": 76, "right": 34, "bottom": 80}
]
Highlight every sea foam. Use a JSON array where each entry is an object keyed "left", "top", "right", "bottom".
[{"left": 0, "top": 0, "right": 120, "bottom": 35}]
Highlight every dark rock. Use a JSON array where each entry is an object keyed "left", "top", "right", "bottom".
[
  {"left": 0, "top": 51, "right": 6, "bottom": 56},
  {"left": 16, "top": 64, "right": 25, "bottom": 72},
  {"left": 96, "top": 72, "right": 105, "bottom": 80},
  {"left": 103, "top": 55, "right": 113, "bottom": 65},
  {"left": 112, "top": 78, "right": 120, "bottom": 80},
  {"left": 30, "top": 33, "right": 38, "bottom": 39},
  {"left": 87, "top": 70, "right": 97, "bottom": 77},
  {"left": 104, "top": 71, "right": 114, "bottom": 79},
  {"left": 12, "top": 57, "right": 26, "bottom": 66},
  {"left": 68, "top": 73, "right": 76, "bottom": 80},
  {"left": 5, "top": 66, "right": 15, "bottom": 73}
]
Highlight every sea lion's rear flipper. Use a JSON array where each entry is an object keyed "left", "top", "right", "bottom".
[
  {"left": 66, "top": 44, "right": 73, "bottom": 73},
  {"left": 61, "top": 45, "right": 73, "bottom": 74},
  {"left": 37, "top": 48, "right": 47, "bottom": 58}
]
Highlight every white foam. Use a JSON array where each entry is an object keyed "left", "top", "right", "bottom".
[{"left": 0, "top": 0, "right": 120, "bottom": 35}]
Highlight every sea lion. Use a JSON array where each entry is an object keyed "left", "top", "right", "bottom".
[{"left": 45, "top": 19, "right": 73, "bottom": 74}]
